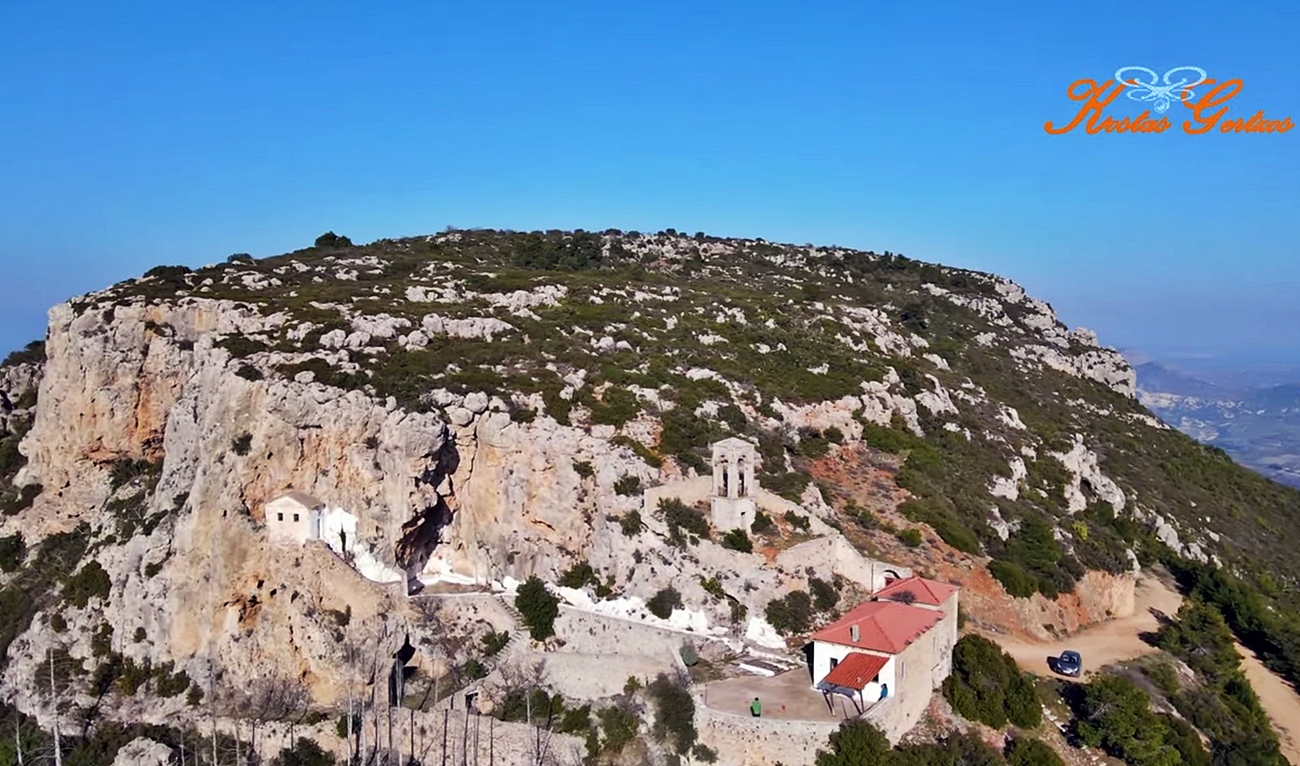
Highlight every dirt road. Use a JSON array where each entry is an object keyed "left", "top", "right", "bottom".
[
  {"left": 980, "top": 575, "right": 1184, "bottom": 679},
  {"left": 982, "top": 575, "right": 1300, "bottom": 763},
  {"left": 1235, "top": 643, "right": 1300, "bottom": 765}
]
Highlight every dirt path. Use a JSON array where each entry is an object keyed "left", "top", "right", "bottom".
[
  {"left": 1235, "top": 643, "right": 1300, "bottom": 765},
  {"left": 979, "top": 575, "right": 1184, "bottom": 679},
  {"left": 981, "top": 576, "right": 1300, "bottom": 763}
]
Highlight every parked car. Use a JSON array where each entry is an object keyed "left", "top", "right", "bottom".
[{"left": 1055, "top": 650, "right": 1083, "bottom": 677}]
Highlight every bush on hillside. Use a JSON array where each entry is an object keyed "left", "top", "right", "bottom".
[
  {"left": 765, "top": 590, "right": 814, "bottom": 636},
  {"left": 891, "top": 730, "right": 1007, "bottom": 766},
  {"left": 514, "top": 576, "right": 559, "bottom": 641},
  {"left": 1075, "top": 675, "right": 1178, "bottom": 766},
  {"left": 313, "top": 231, "right": 353, "bottom": 248},
  {"left": 942, "top": 635, "right": 1041, "bottom": 729},
  {"left": 721, "top": 529, "right": 752, "bottom": 553},
  {"left": 1006, "top": 737, "right": 1065, "bottom": 766},
  {"left": 647, "top": 674, "right": 697, "bottom": 755},
  {"left": 647, "top": 587, "right": 683, "bottom": 620},
  {"left": 813, "top": 719, "right": 891, "bottom": 766}
]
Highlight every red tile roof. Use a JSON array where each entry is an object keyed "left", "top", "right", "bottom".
[
  {"left": 874, "top": 576, "right": 959, "bottom": 606},
  {"left": 821, "top": 652, "right": 890, "bottom": 691},
  {"left": 810, "top": 600, "right": 943, "bottom": 654}
]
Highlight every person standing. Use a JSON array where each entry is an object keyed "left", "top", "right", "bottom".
[{"left": 750, "top": 697, "right": 762, "bottom": 717}]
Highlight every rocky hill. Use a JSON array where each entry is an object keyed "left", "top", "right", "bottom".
[{"left": 4, "top": 227, "right": 1300, "bottom": 764}]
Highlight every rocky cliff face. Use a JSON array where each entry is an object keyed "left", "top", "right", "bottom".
[{"left": 3, "top": 228, "right": 1298, "bottom": 762}]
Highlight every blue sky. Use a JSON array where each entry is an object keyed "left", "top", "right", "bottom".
[{"left": 2, "top": 0, "right": 1298, "bottom": 371}]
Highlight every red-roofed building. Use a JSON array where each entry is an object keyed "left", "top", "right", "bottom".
[
  {"left": 818, "top": 652, "right": 892, "bottom": 710},
  {"left": 873, "top": 576, "right": 959, "bottom": 608},
  {"left": 808, "top": 577, "right": 960, "bottom": 739}
]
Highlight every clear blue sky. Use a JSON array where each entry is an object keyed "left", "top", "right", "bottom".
[{"left": 2, "top": 0, "right": 1298, "bottom": 370}]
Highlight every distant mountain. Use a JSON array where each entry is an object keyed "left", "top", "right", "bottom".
[
  {"left": 1136, "top": 364, "right": 1300, "bottom": 489},
  {"left": 1133, "top": 362, "right": 1226, "bottom": 400}
]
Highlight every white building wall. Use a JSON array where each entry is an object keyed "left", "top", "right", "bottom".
[
  {"left": 265, "top": 496, "right": 317, "bottom": 545},
  {"left": 809, "top": 640, "right": 896, "bottom": 703}
]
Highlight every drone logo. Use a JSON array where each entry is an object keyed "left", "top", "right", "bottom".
[
  {"left": 1045, "top": 66, "right": 1293, "bottom": 135},
  {"left": 1113, "top": 66, "right": 1207, "bottom": 113}
]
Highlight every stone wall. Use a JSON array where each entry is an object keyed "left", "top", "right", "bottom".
[
  {"left": 553, "top": 604, "right": 725, "bottom": 657},
  {"left": 694, "top": 693, "right": 841, "bottom": 766}
]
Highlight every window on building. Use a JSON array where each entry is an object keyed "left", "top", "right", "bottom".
[
  {"left": 277, "top": 512, "right": 283, "bottom": 521},
  {"left": 293, "top": 513, "right": 300, "bottom": 522},
  {"left": 830, "top": 657, "right": 839, "bottom": 669}
]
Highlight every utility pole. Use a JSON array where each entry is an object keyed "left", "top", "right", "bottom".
[
  {"left": 13, "top": 712, "right": 23, "bottom": 764},
  {"left": 441, "top": 709, "right": 449, "bottom": 766},
  {"left": 49, "top": 648, "right": 62, "bottom": 766}
]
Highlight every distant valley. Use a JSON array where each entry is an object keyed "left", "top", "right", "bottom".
[{"left": 1135, "top": 361, "right": 1300, "bottom": 488}]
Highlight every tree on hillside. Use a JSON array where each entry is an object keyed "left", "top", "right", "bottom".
[
  {"left": 314, "top": 231, "right": 353, "bottom": 248},
  {"left": 515, "top": 577, "right": 560, "bottom": 641},
  {"left": 1075, "top": 675, "right": 1178, "bottom": 766},
  {"left": 1006, "top": 737, "right": 1066, "bottom": 766},
  {"left": 942, "top": 635, "right": 1041, "bottom": 729},
  {"left": 813, "top": 719, "right": 891, "bottom": 766},
  {"left": 891, "top": 730, "right": 1006, "bottom": 765}
]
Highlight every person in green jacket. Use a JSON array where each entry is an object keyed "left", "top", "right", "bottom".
[{"left": 750, "top": 697, "right": 762, "bottom": 717}]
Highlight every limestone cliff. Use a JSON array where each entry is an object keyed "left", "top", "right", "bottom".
[{"left": 2, "top": 228, "right": 1294, "bottom": 764}]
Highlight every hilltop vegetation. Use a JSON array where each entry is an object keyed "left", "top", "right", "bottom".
[
  {"left": 7, "top": 226, "right": 1300, "bottom": 763},
  {"left": 29, "top": 227, "right": 1300, "bottom": 680}
]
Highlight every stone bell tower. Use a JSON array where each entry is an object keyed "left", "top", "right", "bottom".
[{"left": 710, "top": 437, "right": 759, "bottom": 531}]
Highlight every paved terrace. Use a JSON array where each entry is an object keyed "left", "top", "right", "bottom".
[{"left": 701, "top": 668, "right": 873, "bottom": 722}]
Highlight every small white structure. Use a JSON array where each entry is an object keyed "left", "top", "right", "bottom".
[
  {"left": 265, "top": 491, "right": 324, "bottom": 546},
  {"left": 709, "top": 437, "right": 758, "bottom": 531},
  {"left": 263, "top": 491, "right": 406, "bottom": 585}
]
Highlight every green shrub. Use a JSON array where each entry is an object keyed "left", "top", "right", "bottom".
[
  {"left": 647, "top": 587, "right": 683, "bottom": 619},
  {"left": 216, "top": 335, "right": 269, "bottom": 359},
  {"left": 235, "top": 364, "right": 264, "bottom": 381},
  {"left": 314, "top": 231, "right": 353, "bottom": 248},
  {"left": 153, "top": 663, "right": 191, "bottom": 698},
  {"left": 590, "top": 387, "right": 641, "bottom": 428},
  {"left": 647, "top": 674, "right": 697, "bottom": 755},
  {"left": 107, "top": 457, "right": 161, "bottom": 491},
  {"left": 597, "top": 705, "right": 640, "bottom": 755},
  {"left": 65, "top": 560, "right": 112, "bottom": 608},
  {"left": 617, "top": 510, "right": 643, "bottom": 537},
  {"left": 482, "top": 631, "right": 510, "bottom": 656},
  {"left": 942, "top": 634, "right": 1041, "bottom": 729},
  {"left": 765, "top": 590, "right": 814, "bottom": 636},
  {"left": 783, "top": 511, "right": 811, "bottom": 532},
  {"left": 514, "top": 576, "right": 559, "bottom": 641},
  {"left": 232, "top": 433, "right": 253, "bottom": 456},
  {"left": 814, "top": 719, "right": 891, "bottom": 766},
  {"left": 896, "top": 528, "right": 923, "bottom": 547},
  {"left": 559, "top": 561, "right": 599, "bottom": 589},
  {"left": 699, "top": 576, "right": 726, "bottom": 600},
  {"left": 272, "top": 737, "right": 336, "bottom": 766},
  {"left": 721, "top": 529, "right": 752, "bottom": 553},
  {"left": 573, "top": 460, "right": 594, "bottom": 478},
  {"left": 1, "top": 340, "right": 46, "bottom": 368},
  {"left": 0, "top": 534, "right": 24, "bottom": 572},
  {"left": 751, "top": 511, "right": 775, "bottom": 534},
  {"left": 658, "top": 498, "right": 711, "bottom": 545},
  {"left": 1075, "top": 675, "right": 1177, "bottom": 766},
  {"left": 1006, "top": 738, "right": 1065, "bottom": 766},
  {"left": 614, "top": 475, "right": 642, "bottom": 496},
  {"left": 809, "top": 577, "right": 839, "bottom": 613},
  {"left": 988, "top": 560, "right": 1038, "bottom": 599}
]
